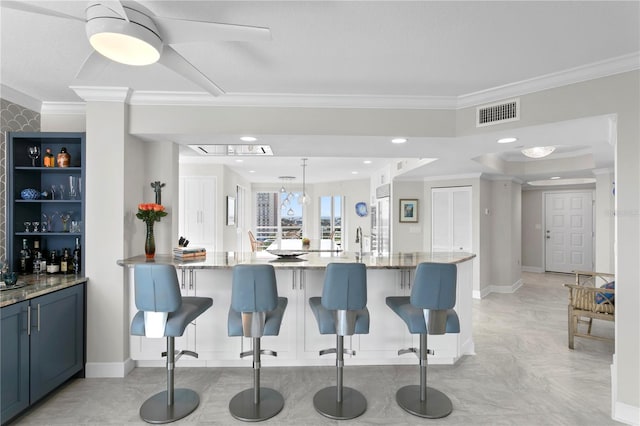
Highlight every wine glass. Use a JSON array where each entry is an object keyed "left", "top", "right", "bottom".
[
  {"left": 60, "top": 211, "right": 73, "bottom": 232},
  {"left": 27, "top": 146, "right": 40, "bottom": 167},
  {"left": 32, "top": 221, "right": 40, "bottom": 233},
  {"left": 24, "top": 221, "right": 31, "bottom": 232}
]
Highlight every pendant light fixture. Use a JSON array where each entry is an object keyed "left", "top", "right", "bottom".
[{"left": 300, "top": 158, "right": 310, "bottom": 206}]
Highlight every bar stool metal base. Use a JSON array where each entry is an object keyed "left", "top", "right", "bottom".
[
  {"left": 139, "top": 388, "right": 200, "bottom": 424},
  {"left": 229, "top": 387, "right": 284, "bottom": 422},
  {"left": 396, "top": 385, "right": 453, "bottom": 419},
  {"left": 313, "top": 386, "right": 367, "bottom": 420}
]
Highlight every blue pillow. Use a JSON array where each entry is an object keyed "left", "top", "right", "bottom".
[{"left": 595, "top": 281, "right": 615, "bottom": 304}]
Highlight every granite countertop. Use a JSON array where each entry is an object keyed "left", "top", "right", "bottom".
[
  {"left": 0, "top": 274, "right": 88, "bottom": 308},
  {"left": 117, "top": 251, "right": 476, "bottom": 270}
]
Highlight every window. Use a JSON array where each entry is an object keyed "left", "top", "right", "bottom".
[
  {"left": 320, "top": 195, "right": 343, "bottom": 245},
  {"left": 255, "top": 191, "right": 304, "bottom": 243}
]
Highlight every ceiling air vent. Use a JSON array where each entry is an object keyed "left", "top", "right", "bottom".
[{"left": 476, "top": 98, "right": 519, "bottom": 127}]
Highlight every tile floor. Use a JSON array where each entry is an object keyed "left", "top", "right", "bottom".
[{"left": 12, "top": 272, "right": 617, "bottom": 425}]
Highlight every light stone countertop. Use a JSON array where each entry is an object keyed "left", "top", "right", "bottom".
[
  {"left": 0, "top": 274, "right": 88, "bottom": 308},
  {"left": 117, "top": 251, "right": 476, "bottom": 270}
]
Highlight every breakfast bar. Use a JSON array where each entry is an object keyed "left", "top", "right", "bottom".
[{"left": 118, "top": 251, "right": 475, "bottom": 367}]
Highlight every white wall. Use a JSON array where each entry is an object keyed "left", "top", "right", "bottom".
[
  {"left": 392, "top": 180, "right": 425, "bottom": 252},
  {"left": 522, "top": 190, "right": 544, "bottom": 271},
  {"left": 594, "top": 169, "right": 615, "bottom": 273}
]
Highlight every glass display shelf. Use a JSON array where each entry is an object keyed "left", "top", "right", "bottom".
[
  {"left": 14, "top": 232, "right": 82, "bottom": 237},
  {"left": 15, "top": 199, "right": 81, "bottom": 203},
  {"left": 14, "top": 166, "right": 82, "bottom": 171}
]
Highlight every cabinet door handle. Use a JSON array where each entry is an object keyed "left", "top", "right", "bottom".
[
  {"left": 37, "top": 303, "right": 41, "bottom": 332},
  {"left": 190, "top": 269, "right": 195, "bottom": 291},
  {"left": 27, "top": 305, "right": 31, "bottom": 336},
  {"left": 181, "top": 269, "right": 186, "bottom": 290},
  {"left": 292, "top": 270, "right": 296, "bottom": 290},
  {"left": 300, "top": 270, "right": 304, "bottom": 290}
]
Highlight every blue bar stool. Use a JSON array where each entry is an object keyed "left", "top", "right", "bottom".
[
  {"left": 130, "top": 264, "right": 213, "bottom": 424},
  {"left": 228, "top": 264, "right": 288, "bottom": 422},
  {"left": 386, "top": 262, "right": 460, "bottom": 418},
  {"left": 309, "top": 262, "right": 369, "bottom": 420}
]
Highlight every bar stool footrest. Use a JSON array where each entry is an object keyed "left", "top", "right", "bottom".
[
  {"left": 396, "top": 384, "right": 453, "bottom": 419},
  {"left": 229, "top": 387, "right": 284, "bottom": 422},
  {"left": 139, "top": 388, "right": 200, "bottom": 424},
  {"left": 313, "top": 386, "right": 367, "bottom": 420}
]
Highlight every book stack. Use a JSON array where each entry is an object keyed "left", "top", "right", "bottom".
[{"left": 173, "top": 247, "right": 206, "bottom": 260}]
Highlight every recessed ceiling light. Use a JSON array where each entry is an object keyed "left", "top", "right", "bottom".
[
  {"left": 391, "top": 138, "right": 407, "bottom": 144},
  {"left": 497, "top": 137, "right": 518, "bottom": 144},
  {"left": 351, "top": 171, "right": 359, "bottom": 175},
  {"left": 363, "top": 160, "right": 372, "bottom": 164},
  {"left": 249, "top": 170, "right": 256, "bottom": 173},
  {"left": 240, "top": 136, "right": 257, "bottom": 142},
  {"left": 235, "top": 159, "right": 244, "bottom": 163},
  {"left": 550, "top": 176, "right": 561, "bottom": 180}
]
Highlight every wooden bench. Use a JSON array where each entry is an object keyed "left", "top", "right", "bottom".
[{"left": 564, "top": 270, "right": 615, "bottom": 349}]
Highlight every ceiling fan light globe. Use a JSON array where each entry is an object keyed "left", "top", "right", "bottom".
[
  {"left": 89, "top": 31, "right": 161, "bottom": 65},
  {"left": 521, "top": 146, "right": 555, "bottom": 159},
  {"left": 86, "top": 6, "right": 162, "bottom": 66}
]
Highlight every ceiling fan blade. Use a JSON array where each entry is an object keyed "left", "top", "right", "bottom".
[
  {"left": 93, "top": 0, "right": 129, "bottom": 21},
  {"left": 154, "top": 16, "right": 272, "bottom": 43},
  {"left": 2, "top": 1, "right": 84, "bottom": 22},
  {"left": 158, "top": 46, "right": 225, "bottom": 96},
  {"left": 75, "top": 51, "right": 110, "bottom": 80}
]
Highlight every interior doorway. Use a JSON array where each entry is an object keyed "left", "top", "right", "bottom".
[{"left": 544, "top": 191, "right": 594, "bottom": 273}]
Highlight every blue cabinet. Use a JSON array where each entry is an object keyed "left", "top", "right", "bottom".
[
  {"left": 0, "top": 301, "right": 29, "bottom": 422},
  {"left": 7, "top": 132, "right": 85, "bottom": 273},
  {"left": 0, "top": 284, "right": 85, "bottom": 425}
]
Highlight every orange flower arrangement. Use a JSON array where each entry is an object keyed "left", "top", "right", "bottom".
[{"left": 136, "top": 203, "right": 168, "bottom": 224}]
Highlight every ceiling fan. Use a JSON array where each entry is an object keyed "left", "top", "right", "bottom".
[{"left": 3, "top": 0, "right": 272, "bottom": 96}]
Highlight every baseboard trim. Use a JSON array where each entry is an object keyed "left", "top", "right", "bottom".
[
  {"left": 85, "top": 358, "right": 135, "bottom": 378},
  {"left": 475, "top": 279, "right": 523, "bottom": 298},
  {"left": 522, "top": 266, "right": 544, "bottom": 273},
  {"left": 612, "top": 356, "right": 640, "bottom": 425}
]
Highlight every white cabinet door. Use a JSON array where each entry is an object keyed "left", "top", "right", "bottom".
[
  {"left": 299, "top": 269, "right": 336, "bottom": 359},
  {"left": 431, "top": 187, "right": 472, "bottom": 252},
  {"left": 356, "top": 269, "right": 413, "bottom": 358},
  {"left": 179, "top": 177, "right": 216, "bottom": 250}
]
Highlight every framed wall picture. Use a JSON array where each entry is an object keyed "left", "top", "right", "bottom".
[
  {"left": 399, "top": 199, "right": 418, "bottom": 223},
  {"left": 226, "top": 195, "right": 236, "bottom": 226}
]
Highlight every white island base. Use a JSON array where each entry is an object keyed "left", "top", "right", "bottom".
[{"left": 122, "top": 252, "right": 475, "bottom": 368}]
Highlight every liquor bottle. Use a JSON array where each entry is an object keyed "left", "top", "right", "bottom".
[
  {"left": 43, "top": 148, "right": 55, "bottom": 167},
  {"left": 57, "top": 147, "right": 70, "bottom": 167},
  {"left": 19, "top": 238, "right": 32, "bottom": 274},
  {"left": 73, "top": 238, "right": 81, "bottom": 274},
  {"left": 60, "top": 248, "right": 70, "bottom": 274},
  {"left": 46, "top": 250, "right": 60, "bottom": 274},
  {"left": 32, "top": 239, "right": 42, "bottom": 276}
]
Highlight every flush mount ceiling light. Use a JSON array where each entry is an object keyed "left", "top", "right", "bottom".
[
  {"left": 497, "top": 137, "right": 518, "bottom": 144},
  {"left": 240, "top": 136, "right": 257, "bottom": 142},
  {"left": 86, "top": 5, "right": 162, "bottom": 66},
  {"left": 528, "top": 178, "right": 596, "bottom": 186},
  {"left": 521, "top": 146, "right": 556, "bottom": 158},
  {"left": 391, "top": 137, "right": 408, "bottom": 144}
]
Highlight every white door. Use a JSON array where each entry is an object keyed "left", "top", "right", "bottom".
[
  {"left": 179, "top": 177, "right": 216, "bottom": 250},
  {"left": 545, "top": 192, "right": 593, "bottom": 273},
  {"left": 432, "top": 187, "right": 472, "bottom": 252}
]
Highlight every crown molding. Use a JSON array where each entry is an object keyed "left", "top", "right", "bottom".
[
  {"left": 423, "top": 173, "right": 483, "bottom": 182},
  {"left": 0, "top": 84, "right": 41, "bottom": 112},
  {"left": 41, "top": 102, "right": 86, "bottom": 115},
  {"left": 70, "top": 86, "right": 132, "bottom": 103},
  {"left": 128, "top": 91, "right": 459, "bottom": 109},
  {"left": 457, "top": 52, "right": 640, "bottom": 109},
  {"left": 27, "top": 53, "right": 638, "bottom": 112}
]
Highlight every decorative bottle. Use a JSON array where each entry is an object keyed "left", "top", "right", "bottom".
[
  {"left": 43, "top": 148, "right": 55, "bottom": 167},
  {"left": 57, "top": 147, "right": 70, "bottom": 167},
  {"left": 47, "top": 250, "right": 60, "bottom": 274},
  {"left": 73, "top": 238, "right": 82, "bottom": 274},
  {"left": 60, "top": 248, "right": 70, "bottom": 274},
  {"left": 19, "top": 238, "right": 32, "bottom": 274}
]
